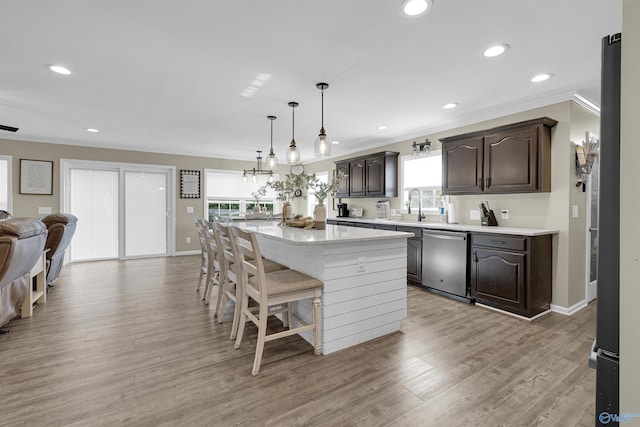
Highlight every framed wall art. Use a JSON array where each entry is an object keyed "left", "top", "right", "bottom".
[
  {"left": 180, "top": 170, "right": 200, "bottom": 198},
  {"left": 20, "top": 159, "right": 53, "bottom": 195}
]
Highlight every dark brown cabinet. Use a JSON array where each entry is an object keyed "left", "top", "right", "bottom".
[
  {"left": 398, "top": 226, "right": 422, "bottom": 284},
  {"left": 470, "top": 233, "right": 552, "bottom": 318},
  {"left": 441, "top": 117, "right": 557, "bottom": 195},
  {"left": 334, "top": 151, "right": 398, "bottom": 198}
]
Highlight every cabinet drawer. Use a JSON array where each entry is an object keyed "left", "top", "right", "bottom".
[{"left": 472, "top": 234, "right": 526, "bottom": 251}]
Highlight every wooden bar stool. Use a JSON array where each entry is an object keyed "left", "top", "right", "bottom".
[
  {"left": 193, "top": 217, "right": 209, "bottom": 295},
  {"left": 230, "top": 226, "right": 323, "bottom": 376},
  {"left": 214, "top": 222, "right": 287, "bottom": 340}
]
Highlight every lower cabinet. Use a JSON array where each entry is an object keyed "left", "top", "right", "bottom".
[
  {"left": 470, "top": 233, "right": 551, "bottom": 318},
  {"left": 397, "top": 226, "right": 422, "bottom": 284}
]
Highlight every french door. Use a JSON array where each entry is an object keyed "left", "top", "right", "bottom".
[{"left": 62, "top": 160, "right": 175, "bottom": 262}]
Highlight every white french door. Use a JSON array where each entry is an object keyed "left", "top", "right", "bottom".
[{"left": 62, "top": 160, "right": 175, "bottom": 262}]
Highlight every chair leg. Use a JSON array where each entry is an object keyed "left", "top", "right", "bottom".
[
  {"left": 229, "top": 282, "right": 241, "bottom": 340},
  {"left": 205, "top": 270, "right": 217, "bottom": 304},
  {"left": 252, "top": 304, "right": 268, "bottom": 376},
  {"left": 287, "top": 302, "right": 294, "bottom": 329},
  {"left": 234, "top": 292, "right": 249, "bottom": 350},
  {"left": 202, "top": 267, "right": 212, "bottom": 301},
  {"left": 196, "top": 262, "right": 205, "bottom": 292},
  {"left": 218, "top": 278, "right": 228, "bottom": 323},
  {"left": 312, "top": 292, "right": 322, "bottom": 356}
]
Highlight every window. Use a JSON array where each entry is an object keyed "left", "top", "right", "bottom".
[
  {"left": 0, "top": 155, "right": 12, "bottom": 212},
  {"left": 307, "top": 171, "right": 328, "bottom": 216},
  {"left": 205, "top": 169, "right": 278, "bottom": 221},
  {"left": 401, "top": 151, "right": 444, "bottom": 213}
]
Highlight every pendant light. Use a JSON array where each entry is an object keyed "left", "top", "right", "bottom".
[
  {"left": 242, "top": 150, "right": 274, "bottom": 183},
  {"left": 266, "top": 115, "right": 278, "bottom": 170},
  {"left": 314, "top": 82, "right": 331, "bottom": 157},
  {"left": 286, "top": 101, "right": 301, "bottom": 165}
]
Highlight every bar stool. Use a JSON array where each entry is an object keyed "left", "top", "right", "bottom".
[
  {"left": 230, "top": 226, "right": 323, "bottom": 376},
  {"left": 193, "top": 217, "right": 209, "bottom": 294},
  {"left": 214, "top": 222, "right": 288, "bottom": 340}
]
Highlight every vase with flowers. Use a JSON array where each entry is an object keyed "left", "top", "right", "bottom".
[{"left": 308, "top": 170, "right": 345, "bottom": 230}]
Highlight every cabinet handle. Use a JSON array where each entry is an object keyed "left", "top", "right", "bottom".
[
  {"left": 477, "top": 177, "right": 482, "bottom": 188},
  {"left": 473, "top": 251, "right": 478, "bottom": 263},
  {"left": 485, "top": 177, "right": 491, "bottom": 188},
  {"left": 491, "top": 240, "right": 506, "bottom": 244}
]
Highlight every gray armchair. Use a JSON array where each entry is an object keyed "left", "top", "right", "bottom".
[
  {"left": 42, "top": 213, "right": 78, "bottom": 286},
  {"left": 0, "top": 218, "right": 48, "bottom": 328}
]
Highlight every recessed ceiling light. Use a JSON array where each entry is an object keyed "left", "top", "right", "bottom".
[
  {"left": 530, "top": 73, "right": 552, "bottom": 83},
  {"left": 86, "top": 128, "right": 99, "bottom": 133},
  {"left": 46, "top": 64, "right": 73, "bottom": 75},
  {"left": 443, "top": 103, "right": 459, "bottom": 109},
  {"left": 377, "top": 125, "right": 388, "bottom": 130},
  {"left": 482, "top": 44, "right": 509, "bottom": 58},
  {"left": 400, "top": 0, "right": 432, "bottom": 17}
]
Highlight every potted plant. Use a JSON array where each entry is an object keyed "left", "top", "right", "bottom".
[
  {"left": 268, "top": 174, "right": 298, "bottom": 225},
  {"left": 308, "top": 171, "right": 345, "bottom": 229},
  {"left": 251, "top": 185, "right": 267, "bottom": 214}
]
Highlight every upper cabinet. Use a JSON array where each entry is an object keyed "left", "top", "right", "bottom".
[
  {"left": 334, "top": 151, "right": 399, "bottom": 198},
  {"left": 440, "top": 117, "right": 557, "bottom": 195}
]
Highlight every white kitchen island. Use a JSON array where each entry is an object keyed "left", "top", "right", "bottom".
[{"left": 233, "top": 221, "right": 411, "bottom": 354}]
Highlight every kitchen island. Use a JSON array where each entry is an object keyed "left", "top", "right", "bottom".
[{"left": 232, "top": 221, "right": 412, "bottom": 354}]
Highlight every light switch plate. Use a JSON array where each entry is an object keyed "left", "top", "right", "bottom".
[
  {"left": 572, "top": 205, "right": 579, "bottom": 218},
  {"left": 186, "top": 206, "right": 194, "bottom": 214},
  {"left": 470, "top": 209, "right": 481, "bottom": 220},
  {"left": 501, "top": 209, "right": 509, "bottom": 219},
  {"left": 38, "top": 207, "right": 52, "bottom": 214}
]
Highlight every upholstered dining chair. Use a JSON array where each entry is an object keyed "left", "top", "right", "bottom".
[{"left": 230, "top": 226, "right": 323, "bottom": 375}]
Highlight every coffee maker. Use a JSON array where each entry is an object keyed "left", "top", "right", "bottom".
[{"left": 337, "top": 203, "right": 349, "bottom": 217}]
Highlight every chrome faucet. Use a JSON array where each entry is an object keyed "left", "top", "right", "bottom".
[{"left": 408, "top": 188, "right": 425, "bottom": 222}]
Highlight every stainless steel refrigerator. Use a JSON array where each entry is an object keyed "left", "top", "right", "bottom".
[{"left": 591, "top": 32, "right": 621, "bottom": 426}]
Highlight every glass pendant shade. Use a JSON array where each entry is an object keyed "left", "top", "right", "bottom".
[
  {"left": 315, "top": 132, "right": 331, "bottom": 156},
  {"left": 287, "top": 143, "right": 301, "bottom": 165},
  {"left": 286, "top": 102, "right": 301, "bottom": 165},
  {"left": 251, "top": 172, "right": 257, "bottom": 183},
  {"left": 242, "top": 172, "right": 248, "bottom": 182},
  {"left": 267, "top": 149, "right": 278, "bottom": 170},
  {"left": 314, "top": 83, "right": 331, "bottom": 157}
]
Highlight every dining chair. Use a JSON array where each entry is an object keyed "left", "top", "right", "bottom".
[
  {"left": 230, "top": 226, "right": 323, "bottom": 375},
  {"left": 202, "top": 219, "right": 223, "bottom": 313},
  {"left": 214, "top": 222, "right": 288, "bottom": 340},
  {"left": 193, "top": 217, "right": 209, "bottom": 295}
]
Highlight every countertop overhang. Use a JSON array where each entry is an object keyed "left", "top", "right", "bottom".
[
  {"left": 231, "top": 221, "right": 412, "bottom": 245},
  {"left": 330, "top": 218, "right": 559, "bottom": 236}
]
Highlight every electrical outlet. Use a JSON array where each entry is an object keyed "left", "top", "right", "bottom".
[
  {"left": 572, "top": 205, "right": 579, "bottom": 218},
  {"left": 186, "top": 237, "right": 191, "bottom": 244},
  {"left": 38, "top": 207, "right": 52, "bottom": 214},
  {"left": 501, "top": 209, "right": 509, "bottom": 219},
  {"left": 186, "top": 206, "right": 194, "bottom": 214},
  {"left": 357, "top": 256, "right": 366, "bottom": 272},
  {"left": 470, "top": 209, "right": 481, "bottom": 220}
]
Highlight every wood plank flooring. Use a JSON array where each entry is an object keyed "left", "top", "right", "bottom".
[{"left": 0, "top": 256, "right": 596, "bottom": 426}]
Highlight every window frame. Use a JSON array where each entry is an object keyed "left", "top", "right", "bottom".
[{"left": 400, "top": 150, "right": 444, "bottom": 214}]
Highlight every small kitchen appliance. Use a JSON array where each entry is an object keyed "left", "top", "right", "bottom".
[{"left": 337, "top": 203, "right": 349, "bottom": 217}]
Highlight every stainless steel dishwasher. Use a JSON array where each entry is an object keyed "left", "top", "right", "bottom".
[{"left": 421, "top": 229, "right": 472, "bottom": 303}]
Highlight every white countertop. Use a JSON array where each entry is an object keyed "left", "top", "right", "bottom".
[
  {"left": 329, "top": 218, "right": 558, "bottom": 237},
  {"left": 231, "top": 220, "right": 412, "bottom": 245}
]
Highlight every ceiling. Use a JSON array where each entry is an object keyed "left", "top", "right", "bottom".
[{"left": 0, "top": 0, "right": 622, "bottom": 164}]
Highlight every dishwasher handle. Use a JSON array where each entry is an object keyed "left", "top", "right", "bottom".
[{"left": 423, "top": 231, "right": 467, "bottom": 241}]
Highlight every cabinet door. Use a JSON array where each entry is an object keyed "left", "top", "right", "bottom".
[
  {"left": 471, "top": 247, "right": 526, "bottom": 312},
  {"left": 335, "top": 161, "right": 350, "bottom": 198},
  {"left": 365, "top": 155, "right": 385, "bottom": 196},
  {"left": 349, "top": 160, "right": 366, "bottom": 197},
  {"left": 407, "top": 237, "right": 422, "bottom": 283},
  {"left": 484, "top": 127, "right": 538, "bottom": 193},
  {"left": 442, "top": 136, "right": 484, "bottom": 194}
]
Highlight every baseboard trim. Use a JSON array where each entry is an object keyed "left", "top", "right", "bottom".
[
  {"left": 550, "top": 299, "right": 588, "bottom": 316},
  {"left": 475, "top": 303, "right": 550, "bottom": 321},
  {"left": 174, "top": 250, "right": 200, "bottom": 256}
]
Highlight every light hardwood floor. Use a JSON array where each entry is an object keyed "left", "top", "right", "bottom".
[{"left": 0, "top": 256, "right": 595, "bottom": 426}]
